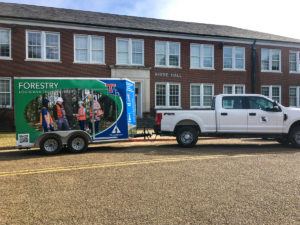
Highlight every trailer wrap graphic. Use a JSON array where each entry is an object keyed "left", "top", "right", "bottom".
[{"left": 14, "top": 78, "right": 136, "bottom": 146}]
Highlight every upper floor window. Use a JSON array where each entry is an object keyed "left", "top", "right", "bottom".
[
  {"left": 261, "top": 49, "right": 281, "bottom": 72},
  {"left": 74, "top": 35, "right": 104, "bottom": 64},
  {"left": 223, "top": 46, "right": 245, "bottom": 70},
  {"left": 289, "top": 86, "right": 300, "bottom": 107},
  {"left": 155, "top": 41, "right": 180, "bottom": 67},
  {"left": 26, "top": 30, "right": 60, "bottom": 61},
  {"left": 0, "top": 28, "right": 11, "bottom": 59},
  {"left": 289, "top": 51, "right": 300, "bottom": 73},
  {"left": 190, "top": 83, "right": 214, "bottom": 108},
  {"left": 0, "top": 78, "right": 11, "bottom": 108},
  {"left": 261, "top": 85, "right": 281, "bottom": 103},
  {"left": 190, "top": 44, "right": 214, "bottom": 69},
  {"left": 155, "top": 83, "right": 181, "bottom": 108},
  {"left": 223, "top": 84, "right": 245, "bottom": 94},
  {"left": 116, "top": 38, "right": 144, "bottom": 65}
]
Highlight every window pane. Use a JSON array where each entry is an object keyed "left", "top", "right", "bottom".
[
  {"left": 76, "top": 49, "right": 88, "bottom": 62},
  {"left": 261, "top": 87, "right": 269, "bottom": 97},
  {"left": 191, "top": 85, "right": 201, "bottom": 107},
  {"left": 290, "top": 61, "right": 297, "bottom": 72},
  {"left": 224, "top": 58, "right": 232, "bottom": 69},
  {"left": 204, "top": 85, "right": 212, "bottom": 95},
  {"left": 248, "top": 97, "right": 274, "bottom": 110},
  {"left": 169, "top": 55, "right": 179, "bottom": 66},
  {"left": 75, "top": 36, "right": 88, "bottom": 62},
  {"left": 132, "top": 53, "right": 142, "bottom": 65},
  {"left": 0, "top": 44, "right": 9, "bottom": 57},
  {"left": 261, "top": 50, "right": 269, "bottom": 70},
  {"left": 75, "top": 36, "right": 88, "bottom": 49},
  {"left": 169, "top": 84, "right": 179, "bottom": 106},
  {"left": 156, "top": 54, "right": 166, "bottom": 66},
  {"left": 117, "top": 52, "right": 129, "bottom": 64},
  {"left": 289, "top": 87, "right": 297, "bottom": 106},
  {"left": 191, "top": 85, "right": 200, "bottom": 95},
  {"left": 156, "top": 84, "right": 166, "bottom": 106},
  {"left": 0, "top": 79, "right": 10, "bottom": 107},
  {"left": 272, "top": 61, "right": 279, "bottom": 71},
  {"left": 156, "top": 42, "right": 166, "bottom": 54},
  {"left": 203, "top": 57, "right": 212, "bottom": 68},
  {"left": 191, "top": 57, "right": 200, "bottom": 68},
  {"left": 28, "top": 32, "right": 41, "bottom": 59},
  {"left": 235, "top": 86, "right": 244, "bottom": 94},
  {"left": 118, "top": 40, "right": 128, "bottom": 52},
  {"left": 92, "top": 37, "right": 103, "bottom": 50},
  {"left": 224, "top": 47, "right": 232, "bottom": 58},
  {"left": 203, "top": 46, "right": 213, "bottom": 57},
  {"left": 235, "top": 48, "right": 244, "bottom": 59},
  {"left": 169, "top": 43, "right": 179, "bottom": 55},
  {"left": 222, "top": 97, "right": 244, "bottom": 109},
  {"left": 272, "top": 50, "right": 280, "bottom": 61},
  {"left": 235, "top": 58, "right": 244, "bottom": 69},
  {"left": 0, "top": 30, "right": 9, "bottom": 57},
  {"left": 191, "top": 96, "right": 200, "bottom": 106},
  {"left": 191, "top": 45, "right": 200, "bottom": 57},
  {"left": 224, "top": 86, "right": 232, "bottom": 94},
  {"left": 92, "top": 50, "right": 104, "bottom": 63},
  {"left": 132, "top": 40, "right": 143, "bottom": 53},
  {"left": 272, "top": 87, "right": 280, "bottom": 97}
]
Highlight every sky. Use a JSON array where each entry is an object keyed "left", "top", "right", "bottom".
[{"left": 1, "top": 0, "right": 300, "bottom": 40}]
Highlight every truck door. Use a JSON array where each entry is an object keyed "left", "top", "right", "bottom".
[
  {"left": 218, "top": 96, "right": 248, "bottom": 133},
  {"left": 247, "top": 96, "right": 284, "bottom": 133}
]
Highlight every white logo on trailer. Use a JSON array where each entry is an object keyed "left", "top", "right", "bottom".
[{"left": 112, "top": 126, "right": 121, "bottom": 134}]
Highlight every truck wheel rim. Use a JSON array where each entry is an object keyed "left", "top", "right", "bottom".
[
  {"left": 71, "top": 137, "right": 85, "bottom": 151},
  {"left": 44, "top": 139, "right": 58, "bottom": 152},
  {"left": 181, "top": 131, "right": 193, "bottom": 144},
  {"left": 294, "top": 132, "right": 300, "bottom": 145}
]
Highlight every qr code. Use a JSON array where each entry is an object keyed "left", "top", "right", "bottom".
[{"left": 18, "top": 134, "right": 29, "bottom": 144}]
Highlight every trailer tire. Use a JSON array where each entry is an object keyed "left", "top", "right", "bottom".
[
  {"left": 289, "top": 126, "right": 300, "bottom": 148},
  {"left": 40, "top": 135, "right": 62, "bottom": 155},
  {"left": 67, "top": 134, "right": 88, "bottom": 153},
  {"left": 176, "top": 126, "right": 198, "bottom": 148}
]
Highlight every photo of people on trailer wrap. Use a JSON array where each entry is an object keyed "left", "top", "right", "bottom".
[{"left": 24, "top": 88, "right": 118, "bottom": 134}]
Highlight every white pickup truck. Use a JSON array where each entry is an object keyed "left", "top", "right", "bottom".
[{"left": 154, "top": 94, "right": 300, "bottom": 147}]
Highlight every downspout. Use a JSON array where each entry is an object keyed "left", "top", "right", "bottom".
[{"left": 251, "top": 40, "right": 257, "bottom": 93}]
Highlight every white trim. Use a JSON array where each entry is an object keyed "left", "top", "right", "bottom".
[
  {"left": 155, "top": 82, "right": 181, "bottom": 108},
  {"left": 190, "top": 44, "right": 214, "bottom": 69},
  {"left": 261, "top": 85, "right": 281, "bottom": 103},
  {"left": 190, "top": 83, "right": 214, "bottom": 108},
  {"left": 261, "top": 48, "right": 281, "bottom": 72},
  {"left": 0, "top": 27, "right": 12, "bottom": 59},
  {"left": 73, "top": 34, "right": 105, "bottom": 64},
  {"left": 116, "top": 38, "right": 144, "bottom": 66},
  {"left": 0, "top": 77, "right": 12, "bottom": 108},
  {"left": 223, "top": 84, "right": 246, "bottom": 94},
  {"left": 26, "top": 30, "right": 60, "bottom": 62},
  {"left": 223, "top": 46, "right": 245, "bottom": 70},
  {"left": 155, "top": 41, "right": 181, "bottom": 68}
]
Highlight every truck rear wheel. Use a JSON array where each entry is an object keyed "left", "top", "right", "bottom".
[
  {"left": 67, "top": 134, "right": 88, "bottom": 153},
  {"left": 176, "top": 126, "right": 198, "bottom": 148},
  {"left": 289, "top": 126, "right": 300, "bottom": 148},
  {"left": 40, "top": 135, "right": 62, "bottom": 155}
]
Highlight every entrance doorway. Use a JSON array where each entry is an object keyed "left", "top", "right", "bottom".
[{"left": 135, "top": 82, "right": 142, "bottom": 118}]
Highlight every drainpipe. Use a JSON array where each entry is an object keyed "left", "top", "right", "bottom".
[{"left": 251, "top": 40, "right": 257, "bottom": 93}]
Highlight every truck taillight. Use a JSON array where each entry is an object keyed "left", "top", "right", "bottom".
[{"left": 156, "top": 113, "right": 162, "bottom": 125}]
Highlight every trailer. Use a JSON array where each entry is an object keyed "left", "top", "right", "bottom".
[{"left": 14, "top": 77, "right": 136, "bottom": 154}]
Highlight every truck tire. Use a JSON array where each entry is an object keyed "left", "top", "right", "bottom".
[
  {"left": 176, "top": 126, "right": 198, "bottom": 148},
  {"left": 40, "top": 135, "right": 62, "bottom": 155},
  {"left": 67, "top": 134, "right": 88, "bottom": 153},
  {"left": 289, "top": 126, "right": 300, "bottom": 148},
  {"left": 276, "top": 137, "right": 289, "bottom": 146}
]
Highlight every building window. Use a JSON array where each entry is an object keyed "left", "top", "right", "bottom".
[
  {"left": 289, "top": 87, "right": 300, "bottom": 107},
  {"left": 155, "top": 41, "right": 180, "bottom": 67},
  {"left": 26, "top": 30, "right": 60, "bottom": 61},
  {"left": 190, "top": 44, "right": 214, "bottom": 69},
  {"left": 0, "top": 28, "right": 11, "bottom": 59},
  {"left": 223, "top": 46, "right": 245, "bottom": 70},
  {"left": 261, "top": 85, "right": 281, "bottom": 103},
  {"left": 116, "top": 38, "right": 144, "bottom": 65},
  {"left": 289, "top": 51, "right": 300, "bottom": 73},
  {"left": 74, "top": 35, "right": 104, "bottom": 64},
  {"left": 261, "top": 49, "right": 281, "bottom": 72},
  {"left": 155, "top": 83, "right": 181, "bottom": 108},
  {"left": 223, "top": 84, "right": 245, "bottom": 94},
  {"left": 190, "top": 84, "right": 214, "bottom": 108},
  {"left": 0, "top": 78, "right": 11, "bottom": 108}
]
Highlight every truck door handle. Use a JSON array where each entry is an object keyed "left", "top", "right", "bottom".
[
  {"left": 249, "top": 113, "right": 256, "bottom": 116},
  {"left": 221, "top": 112, "right": 228, "bottom": 116}
]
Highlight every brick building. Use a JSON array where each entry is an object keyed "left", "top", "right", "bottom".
[{"left": 1, "top": 2, "right": 300, "bottom": 131}]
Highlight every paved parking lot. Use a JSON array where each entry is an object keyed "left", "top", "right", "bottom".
[{"left": 0, "top": 139, "right": 299, "bottom": 224}]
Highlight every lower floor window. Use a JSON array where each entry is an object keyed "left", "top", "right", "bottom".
[
  {"left": 289, "top": 86, "right": 300, "bottom": 107},
  {"left": 261, "top": 85, "right": 281, "bottom": 103},
  {"left": 190, "top": 84, "right": 214, "bottom": 108},
  {"left": 223, "top": 84, "right": 245, "bottom": 94},
  {"left": 0, "top": 78, "right": 11, "bottom": 108},
  {"left": 155, "top": 83, "right": 180, "bottom": 107}
]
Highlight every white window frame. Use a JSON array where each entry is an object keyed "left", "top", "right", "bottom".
[
  {"left": 0, "top": 77, "right": 12, "bottom": 108},
  {"left": 190, "top": 44, "right": 214, "bottom": 70},
  {"left": 190, "top": 83, "right": 214, "bottom": 108},
  {"left": 116, "top": 38, "right": 144, "bottom": 66},
  {"left": 155, "top": 82, "right": 181, "bottom": 108},
  {"left": 261, "top": 85, "right": 281, "bottom": 103},
  {"left": 289, "top": 86, "right": 300, "bottom": 107},
  {"left": 223, "top": 46, "right": 245, "bottom": 71},
  {"left": 26, "top": 30, "right": 60, "bottom": 62},
  {"left": 0, "top": 28, "right": 11, "bottom": 60},
  {"left": 155, "top": 41, "right": 181, "bottom": 68},
  {"left": 223, "top": 84, "right": 245, "bottom": 94},
  {"left": 289, "top": 51, "right": 300, "bottom": 73},
  {"left": 261, "top": 49, "right": 281, "bottom": 72},
  {"left": 73, "top": 34, "right": 105, "bottom": 64}
]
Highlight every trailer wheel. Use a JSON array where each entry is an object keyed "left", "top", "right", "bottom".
[
  {"left": 176, "top": 126, "right": 198, "bottom": 148},
  {"left": 289, "top": 126, "right": 300, "bottom": 148},
  {"left": 40, "top": 135, "right": 62, "bottom": 155},
  {"left": 67, "top": 134, "right": 88, "bottom": 153}
]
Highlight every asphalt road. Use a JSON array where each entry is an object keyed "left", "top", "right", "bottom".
[{"left": 0, "top": 139, "right": 299, "bottom": 225}]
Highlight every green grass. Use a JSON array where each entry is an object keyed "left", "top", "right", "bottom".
[{"left": 0, "top": 132, "right": 16, "bottom": 147}]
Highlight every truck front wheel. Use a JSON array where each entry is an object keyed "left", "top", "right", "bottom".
[
  {"left": 40, "top": 135, "right": 62, "bottom": 155},
  {"left": 289, "top": 126, "right": 300, "bottom": 148},
  {"left": 176, "top": 126, "right": 198, "bottom": 148}
]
